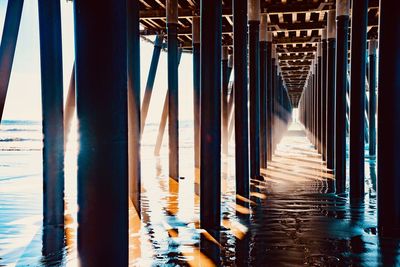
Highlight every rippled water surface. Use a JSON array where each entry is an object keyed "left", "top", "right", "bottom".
[{"left": 1, "top": 120, "right": 399, "bottom": 266}]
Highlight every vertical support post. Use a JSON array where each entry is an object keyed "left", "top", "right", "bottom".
[
  {"left": 192, "top": 17, "right": 201, "bottom": 168},
  {"left": 248, "top": 0, "right": 261, "bottom": 179},
  {"left": 200, "top": 0, "right": 222, "bottom": 231},
  {"left": 266, "top": 31, "right": 273, "bottom": 161},
  {"left": 74, "top": 1, "right": 128, "bottom": 265},
  {"left": 227, "top": 56, "right": 234, "bottom": 141},
  {"left": 0, "top": 0, "right": 24, "bottom": 121},
  {"left": 311, "top": 61, "right": 314, "bottom": 144},
  {"left": 335, "top": 0, "right": 350, "bottom": 194},
  {"left": 259, "top": 14, "right": 268, "bottom": 169},
  {"left": 377, "top": 0, "right": 400, "bottom": 236},
  {"left": 326, "top": 10, "right": 336, "bottom": 172},
  {"left": 154, "top": 50, "right": 182, "bottom": 157},
  {"left": 368, "top": 39, "right": 377, "bottom": 157},
  {"left": 222, "top": 46, "right": 230, "bottom": 155},
  {"left": 38, "top": 0, "right": 64, "bottom": 227},
  {"left": 167, "top": 0, "right": 179, "bottom": 180},
  {"left": 317, "top": 43, "right": 322, "bottom": 154},
  {"left": 128, "top": 0, "right": 141, "bottom": 214},
  {"left": 321, "top": 29, "right": 328, "bottom": 161},
  {"left": 349, "top": 0, "right": 368, "bottom": 199},
  {"left": 64, "top": 65, "right": 75, "bottom": 147},
  {"left": 271, "top": 45, "right": 277, "bottom": 154},
  {"left": 233, "top": 0, "right": 249, "bottom": 199},
  {"left": 141, "top": 35, "right": 163, "bottom": 132}
]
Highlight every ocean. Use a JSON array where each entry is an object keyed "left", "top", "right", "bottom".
[{"left": 1, "top": 120, "right": 397, "bottom": 266}]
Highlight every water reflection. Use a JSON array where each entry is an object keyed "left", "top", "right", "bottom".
[
  {"left": 2, "top": 122, "right": 400, "bottom": 266},
  {"left": 41, "top": 225, "right": 65, "bottom": 265}
]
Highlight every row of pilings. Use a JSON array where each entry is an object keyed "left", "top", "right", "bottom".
[
  {"left": 0, "top": 0, "right": 295, "bottom": 265},
  {"left": 298, "top": 0, "right": 400, "bottom": 237}
]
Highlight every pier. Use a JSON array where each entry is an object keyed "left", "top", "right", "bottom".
[{"left": 1, "top": 0, "right": 400, "bottom": 266}]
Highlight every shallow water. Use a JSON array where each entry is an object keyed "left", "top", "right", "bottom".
[{"left": 0, "top": 120, "right": 399, "bottom": 266}]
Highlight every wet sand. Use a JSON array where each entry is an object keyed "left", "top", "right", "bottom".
[{"left": 1, "top": 122, "right": 399, "bottom": 266}]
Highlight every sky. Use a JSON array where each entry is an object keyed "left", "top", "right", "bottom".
[{"left": 0, "top": 1, "right": 194, "bottom": 123}]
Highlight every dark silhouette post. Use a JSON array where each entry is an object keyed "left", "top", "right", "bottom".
[
  {"left": 141, "top": 35, "right": 163, "bottom": 132},
  {"left": 335, "top": 0, "right": 350, "bottom": 194},
  {"left": 321, "top": 29, "right": 327, "bottom": 161},
  {"left": 167, "top": 0, "right": 179, "bottom": 180},
  {"left": 266, "top": 30, "right": 273, "bottom": 161},
  {"left": 0, "top": 0, "right": 24, "bottom": 122},
  {"left": 200, "top": 0, "right": 222, "bottom": 231},
  {"left": 317, "top": 43, "right": 322, "bottom": 154},
  {"left": 248, "top": 0, "right": 262, "bottom": 179},
  {"left": 368, "top": 39, "right": 377, "bottom": 157},
  {"left": 259, "top": 14, "right": 268, "bottom": 169},
  {"left": 74, "top": 0, "right": 129, "bottom": 265},
  {"left": 349, "top": 0, "right": 368, "bottom": 199},
  {"left": 377, "top": 0, "right": 400, "bottom": 236},
  {"left": 326, "top": 9, "right": 336, "bottom": 172},
  {"left": 233, "top": 0, "right": 250, "bottom": 199},
  {"left": 38, "top": 0, "right": 65, "bottom": 227}
]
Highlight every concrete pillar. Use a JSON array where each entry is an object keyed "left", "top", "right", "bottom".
[
  {"left": 74, "top": 1, "right": 128, "bottom": 265},
  {"left": 349, "top": 0, "right": 368, "bottom": 199},
  {"left": 167, "top": 0, "right": 179, "bottom": 180},
  {"left": 38, "top": 0, "right": 65, "bottom": 227},
  {"left": 335, "top": 0, "right": 350, "bottom": 194},
  {"left": 233, "top": 0, "right": 249, "bottom": 199},
  {"left": 0, "top": 0, "right": 24, "bottom": 121},
  {"left": 377, "top": 0, "right": 400, "bottom": 236},
  {"left": 200, "top": 0, "right": 222, "bottom": 231},
  {"left": 248, "top": 0, "right": 262, "bottom": 179}
]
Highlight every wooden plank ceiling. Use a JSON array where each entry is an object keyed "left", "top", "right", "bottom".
[{"left": 138, "top": 0, "right": 379, "bottom": 107}]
